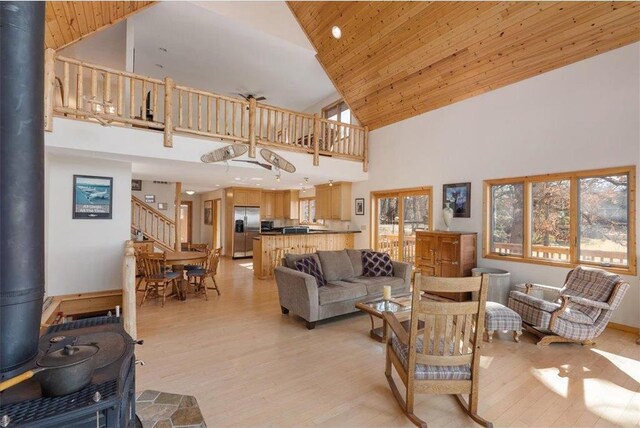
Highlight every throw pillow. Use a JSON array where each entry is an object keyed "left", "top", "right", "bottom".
[
  {"left": 362, "top": 251, "right": 393, "bottom": 277},
  {"left": 294, "top": 256, "right": 327, "bottom": 287}
]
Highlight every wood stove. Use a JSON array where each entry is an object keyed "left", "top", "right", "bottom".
[{"left": 0, "top": 317, "right": 139, "bottom": 427}]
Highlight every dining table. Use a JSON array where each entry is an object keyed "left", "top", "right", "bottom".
[{"left": 164, "top": 251, "right": 208, "bottom": 300}]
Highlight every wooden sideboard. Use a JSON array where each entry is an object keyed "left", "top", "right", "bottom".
[{"left": 415, "top": 230, "right": 477, "bottom": 301}]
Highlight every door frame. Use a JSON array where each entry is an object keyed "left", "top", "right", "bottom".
[
  {"left": 371, "top": 186, "right": 433, "bottom": 260},
  {"left": 180, "top": 201, "right": 193, "bottom": 244},
  {"left": 212, "top": 198, "right": 221, "bottom": 249}
]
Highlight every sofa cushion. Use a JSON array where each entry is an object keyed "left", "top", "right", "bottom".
[
  {"left": 347, "top": 276, "right": 405, "bottom": 295},
  {"left": 317, "top": 250, "right": 355, "bottom": 281},
  {"left": 294, "top": 256, "right": 326, "bottom": 288},
  {"left": 346, "top": 249, "right": 369, "bottom": 276},
  {"left": 318, "top": 281, "right": 367, "bottom": 305},
  {"left": 362, "top": 251, "right": 393, "bottom": 277},
  {"left": 285, "top": 253, "right": 320, "bottom": 270}
]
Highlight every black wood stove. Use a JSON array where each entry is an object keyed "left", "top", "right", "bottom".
[{"left": 0, "top": 317, "right": 139, "bottom": 427}]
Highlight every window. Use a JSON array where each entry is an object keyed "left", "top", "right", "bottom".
[
  {"left": 299, "top": 198, "right": 316, "bottom": 224},
  {"left": 372, "top": 187, "right": 433, "bottom": 264},
  {"left": 322, "top": 100, "right": 352, "bottom": 124},
  {"left": 484, "top": 166, "right": 636, "bottom": 274}
]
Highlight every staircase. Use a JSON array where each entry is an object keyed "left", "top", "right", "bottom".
[{"left": 131, "top": 195, "right": 175, "bottom": 252}]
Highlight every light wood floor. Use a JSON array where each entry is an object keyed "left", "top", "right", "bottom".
[{"left": 136, "top": 258, "right": 640, "bottom": 428}]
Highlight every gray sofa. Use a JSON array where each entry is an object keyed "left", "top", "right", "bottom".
[{"left": 274, "top": 249, "right": 411, "bottom": 329}]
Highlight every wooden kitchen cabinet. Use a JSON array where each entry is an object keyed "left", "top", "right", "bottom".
[
  {"left": 233, "top": 188, "right": 261, "bottom": 206},
  {"left": 283, "top": 190, "right": 299, "bottom": 220},
  {"left": 315, "top": 182, "right": 351, "bottom": 221},
  {"left": 274, "top": 192, "right": 284, "bottom": 218},
  {"left": 415, "top": 231, "right": 477, "bottom": 301},
  {"left": 261, "top": 191, "right": 275, "bottom": 219}
]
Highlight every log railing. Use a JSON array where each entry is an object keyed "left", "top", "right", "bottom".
[
  {"left": 122, "top": 240, "right": 137, "bottom": 340},
  {"left": 46, "top": 49, "right": 368, "bottom": 170},
  {"left": 131, "top": 196, "right": 175, "bottom": 252}
]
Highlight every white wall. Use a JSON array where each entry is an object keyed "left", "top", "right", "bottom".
[
  {"left": 59, "top": 21, "right": 127, "bottom": 70},
  {"left": 352, "top": 43, "right": 640, "bottom": 328},
  {"left": 46, "top": 154, "right": 131, "bottom": 296},
  {"left": 198, "top": 189, "right": 224, "bottom": 250},
  {"left": 132, "top": 180, "right": 176, "bottom": 219},
  {"left": 181, "top": 193, "right": 202, "bottom": 244}
]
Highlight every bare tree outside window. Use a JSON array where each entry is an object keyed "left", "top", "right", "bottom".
[
  {"left": 579, "top": 175, "right": 628, "bottom": 265},
  {"left": 491, "top": 183, "right": 524, "bottom": 255},
  {"left": 531, "top": 180, "right": 570, "bottom": 260}
]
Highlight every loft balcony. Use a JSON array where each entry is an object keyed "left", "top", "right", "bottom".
[{"left": 44, "top": 48, "right": 369, "bottom": 171}]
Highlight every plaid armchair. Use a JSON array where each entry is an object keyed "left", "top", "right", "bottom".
[{"left": 507, "top": 266, "right": 629, "bottom": 346}]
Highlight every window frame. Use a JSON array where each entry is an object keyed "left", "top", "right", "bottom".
[
  {"left": 483, "top": 165, "right": 636, "bottom": 275},
  {"left": 299, "top": 197, "right": 318, "bottom": 225},
  {"left": 321, "top": 99, "right": 352, "bottom": 124}
]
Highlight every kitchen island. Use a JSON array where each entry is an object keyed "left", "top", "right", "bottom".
[{"left": 252, "top": 231, "right": 360, "bottom": 279}]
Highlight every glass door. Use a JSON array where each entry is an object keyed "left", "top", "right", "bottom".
[
  {"left": 376, "top": 196, "right": 400, "bottom": 260},
  {"left": 402, "top": 194, "right": 430, "bottom": 264},
  {"left": 374, "top": 188, "right": 432, "bottom": 263}
]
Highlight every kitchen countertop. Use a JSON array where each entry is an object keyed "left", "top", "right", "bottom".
[{"left": 258, "top": 230, "right": 361, "bottom": 236}]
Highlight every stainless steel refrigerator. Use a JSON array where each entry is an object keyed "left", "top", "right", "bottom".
[{"left": 233, "top": 206, "right": 260, "bottom": 258}]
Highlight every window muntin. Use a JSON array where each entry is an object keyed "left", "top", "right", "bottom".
[
  {"left": 484, "top": 167, "right": 635, "bottom": 274},
  {"left": 322, "top": 100, "right": 351, "bottom": 124}
]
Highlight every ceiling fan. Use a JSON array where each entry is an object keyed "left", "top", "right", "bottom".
[
  {"left": 237, "top": 93, "right": 266, "bottom": 102},
  {"left": 200, "top": 144, "right": 248, "bottom": 163}
]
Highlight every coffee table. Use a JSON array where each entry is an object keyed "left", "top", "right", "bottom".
[{"left": 355, "top": 293, "right": 413, "bottom": 342}]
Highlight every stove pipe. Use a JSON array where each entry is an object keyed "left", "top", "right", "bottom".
[{"left": 0, "top": 1, "right": 46, "bottom": 376}]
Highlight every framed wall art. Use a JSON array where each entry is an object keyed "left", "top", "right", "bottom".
[
  {"left": 204, "top": 200, "right": 213, "bottom": 225},
  {"left": 355, "top": 198, "right": 365, "bottom": 215},
  {"left": 73, "top": 175, "right": 113, "bottom": 219},
  {"left": 443, "top": 182, "right": 471, "bottom": 218},
  {"left": 131, "top": 179, "right": 142, "bottom": 191}
]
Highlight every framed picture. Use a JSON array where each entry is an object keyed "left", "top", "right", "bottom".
[
  {"left": 73, "top": 175, "right": 113, "bottom": 219},
  {"left": 131, "top": 179, "right": 142, "bottom": 191},
  {"left": 204, "top": 200, "right": 213, "bottom": 225},
  {"left": 145, "top": 194, "right": 155, "bottom": 203},
  {"left": 157, "top": 203, "right": 167, "bottom": 210},
  {"left": 355, "top": 198, "right": 365, "bottom": 215},
  {"left": 443, "top": 182, "right": 471, "bottom": 218}
]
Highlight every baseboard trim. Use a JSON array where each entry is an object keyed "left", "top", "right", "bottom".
[{"left": 607, "top": 322, "right": 640, "bottom": 334}]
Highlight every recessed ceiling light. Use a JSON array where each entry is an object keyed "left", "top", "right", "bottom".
[
  {"left": 234, "top": 177, "right": 241, "bottom": 181},
  {"left": 155, "top": 64, "right": 164, "bottom": 69},
  {"left": 185, "top": 190, "right": 195, "bottom": 195},
  {"left": 215, "top": 184, "right": 220, "bottom": 187},
  {"left": 250, "top": 177, "right": 263, "bottom": 181},
  {"left": 159, "top": 47, "right": 167, "bottom": 53},
  {"left": 331, "top": 26, "right": 342, "bottom": 39},
  {"left": 256, "top": 183, "right": 261, "bottom": 186}
]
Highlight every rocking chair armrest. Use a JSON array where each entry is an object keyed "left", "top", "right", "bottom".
[
  {"left": 383, "top": 312, "right": 409, "bottom": 346},
  {"left": 525, "top": 283, "right": 562, "bottom": 294},
  {"left": 548, "top": 296, "right": 571, "bottom": 330},
  {"left": 565, "top": 295, "right": 611, "bottom": 310}
]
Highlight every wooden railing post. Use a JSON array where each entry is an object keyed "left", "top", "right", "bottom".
[
  {"left": 248, "top": 97, "right": 257, "bottom": 158},
  {"left": 363, "top": 126, "right": 369, "bottom": 172},
  {"left": 44, "top": 48, "right": 56, "bottom": 131},
  {"left": 174, "top": 182, "right": 182, "bottom": 250},
  {"left": 122, "top": 240, "right": 137, "bottom": 340},
  {"left": 313, "top": 113, "right": 320, "bottom": 166},
  {"left": 164, "top": 77, "right": 174, "bottom": 147}
]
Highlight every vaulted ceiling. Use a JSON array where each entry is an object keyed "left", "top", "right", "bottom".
[
  {"left": 288, "top": 1, "right": 640, "bottom": 130},
  {"left": 45, "top": 1, "right": 154, "bottom": 49}
]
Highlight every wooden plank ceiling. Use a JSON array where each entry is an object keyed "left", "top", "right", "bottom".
[
  {"left": 289, "top": 2, "right": 640, "bottom": 130},
  {"left": 45, "top": 1, "right": 155, "bottom": 50}
]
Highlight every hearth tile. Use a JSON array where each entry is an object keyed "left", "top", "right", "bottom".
[
  {"left": 156, "top": 392, "right": 184, "bottom": 405},
  {"left": 170, "top": 407, "right": 205, "bottom": 426},
  {"left": 179, "top": 395, "right": 198, "bottom": 408},
  {"left": 137, "top": 403, "right": 178, "bottom": 421},
  {"left": 138, "top": 389, "right": 162, "bottom": 402}
]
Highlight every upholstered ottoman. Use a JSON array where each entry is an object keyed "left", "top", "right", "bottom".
[{"left": 484, "top": 301, "right": 522, "bottom": 343}]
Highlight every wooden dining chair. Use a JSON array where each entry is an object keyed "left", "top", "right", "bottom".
[
  {"left": 187, "top": 247, "right": 222, "bottom": 298},
  {"left": 383, "top": 273, "right": 491, "bottom": 428},
  {"left": 140, "top": 252, "right": 181, "bottom": 307},
  {"left": 190, "top": 243, "right": 209, "bottom": 253}
]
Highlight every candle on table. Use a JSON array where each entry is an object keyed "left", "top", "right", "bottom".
[{"left": 383, "top": 285, "right": 391, "bottom": 301}]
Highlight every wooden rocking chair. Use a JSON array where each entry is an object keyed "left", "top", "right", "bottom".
[{"left": 384, "top": 273, "right": 491, "bottom": 428}]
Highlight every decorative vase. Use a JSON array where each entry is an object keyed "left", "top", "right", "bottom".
[{"left": 442, "top": 203, "right": 453, "bottom": 231}]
